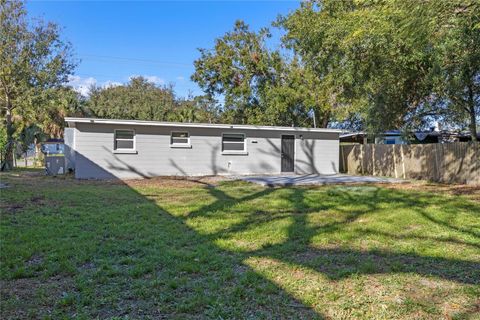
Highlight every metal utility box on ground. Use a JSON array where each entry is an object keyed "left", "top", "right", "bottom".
[
  {"left": 42, "top": 139, "right": 66, "bottom": 176},
  {"left": 45, "top": 155, "right": 65, "bottom": 175}
]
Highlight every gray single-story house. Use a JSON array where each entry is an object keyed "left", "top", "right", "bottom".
[{"left": 64, "top": 117, "right": 340, "bottom": 179}]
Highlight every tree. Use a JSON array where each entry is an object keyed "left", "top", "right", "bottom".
[
  {"left": 88, "top": 77, "right": 177, "bottom": 121},
  {"left": 280, "top": 0, "right": 436, "bottom": 133},
  {"left": 16, "top": 123, "right": 45, "bottom": 167},
  {"left": 191, "top": 20, "right": 332, "bottom": 127},
  {"left": 0, "top": 124, "right": 6, "bottom": 164},
  {"left": 0, "top": 0, "right": 76, "bottom": 170},
  {"left": 261, "top": 57, "right": 333, "bottom": 127},
  {"left": 192, "top": 20, "right": 274, "bottom": 125},
  {"left": 189, "top": 95, "right": 222, "bottom": 124},
  {"left": 88, "top": 77, "right": 221, "bottom": 124},
  {"left": 280, "top": 0, "right": 479, "bottom": 138},
  {"left": 433, "top": 1, "right": 480, "bottom": 140},
  {"left": 174, "top": 94, "right": 222, "bottom": 124}
]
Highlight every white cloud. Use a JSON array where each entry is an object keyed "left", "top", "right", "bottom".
[
  {"left": 145, "top": 75, "right": 165, "bottom": 85},
  {"left": 176, "top": 76, "right": 185, "bottom": 81},
  {"left": 68, "top": 76, "right": 124, "bottom": 96},
  {"left": 103, "top": 80, "right": 122, "bottom": 89},
  {"left": 68, "top": 74, "right": 167, "bottom": 96},
  {"left": 129, "top": 74, "right": 165, "bottom": 85},
  {"left": 68, "top": 75, "right": 97, "bottom": 96}
]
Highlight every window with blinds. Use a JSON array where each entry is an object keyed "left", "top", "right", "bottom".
[
  {"left": 114, "top": 129, "right": 135, "bottom": 150},
  {"left": 222, "top": 133, "right": 246, "bottom": 152},
  {"left": 170, "top": 131, "right": 190, "bottom": 147}
]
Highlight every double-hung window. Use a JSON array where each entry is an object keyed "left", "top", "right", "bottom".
[
  {"left": 170, "top": 131, "right": 191, "bottom": 148},
  {"left": 114, "top": 129, "right": 135, "bottom": 153},
  {"left": 222, "top": 133, "right": 246, "bottom": 154}
]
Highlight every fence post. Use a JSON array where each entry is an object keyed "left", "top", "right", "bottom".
[
  {"left": 400, "top": 144, "right": 406, "bottom": 179},
  {"left": 393, "top": 145, "right": 398, "bottom": 178},
  {"left": 434, "top": 144, "right": 440, "bottom": 182},
  {"left": 361, "top": 145, "right": 364, "bottom": 175},
  {"left": 372, "top": 144, "right": 376, "bottom": 176}
]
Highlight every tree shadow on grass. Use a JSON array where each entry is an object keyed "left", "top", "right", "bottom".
[
  {"left": 85, "top": 182, "right": 324, "bottom": 318},
  {"left": 80, "top": 179, "right": 479, "bottom": 319},
  {"left": 3, "top": 169, "right": 480, "bottom": 319},
  {"left": 152, "top": 181, "right": 479, "bottom": 318},
  {"left": 187, "top": 185, "right": 480, "bottom": 285}
]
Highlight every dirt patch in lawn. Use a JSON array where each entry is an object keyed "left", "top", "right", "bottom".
[
  {"left": 0, "top": 203, "right": 24, "bottom": 214},
  {"left": 30, "top": 195, "right": 46, "bottom": 204},
  {"left": 125, "top": 175, "right": 230, "bottom": 188},
  {"left": 372, "top": 182, "right": 480, "bottom": 201},
  {"left": 0, "top": 275, "right": 76, "bottom": 319},
  {"left": 0, "top": 170, "right": 123, "bottom": 189}
]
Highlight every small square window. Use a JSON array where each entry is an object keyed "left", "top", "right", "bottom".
[
  {"left": 170, "top": 131, "right": 191, "bottom": 147},
  {"left": 222, "top": 133, "right": 246, "bottom": 153},
  {"left": 114, "top": 129, "right": 135, "bottom": 151}
]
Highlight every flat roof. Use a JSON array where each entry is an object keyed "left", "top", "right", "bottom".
[{"left": 65, "top": 117, "right": 341, "bottom": 133}]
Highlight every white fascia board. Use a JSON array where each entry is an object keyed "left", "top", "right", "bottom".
[
  {"left": 64, "top": 117, "right": 342, "bottom": 133},
  {"left": 340, "top": 132, "right": 366, "bottom": 138}
]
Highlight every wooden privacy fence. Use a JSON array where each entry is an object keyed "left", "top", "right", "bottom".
[{"left": 339, "top": 142, "right": 480, "bottom": 185}]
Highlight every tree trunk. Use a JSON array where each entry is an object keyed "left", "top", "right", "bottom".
[
  {"left": 34, "top": 138, "right": 43, "bottom": 167},
  {"left": 317, "top": 109, "right": 331, "bottom": 128},
  {"left": 2, "top": 104, "right": 14, "bottom": 171},
  {"left": 467, "top": 83, "right": 479, "bottom": 142},
  {"left": 468, "top": 104, "right": 478, "bottom": 142}
]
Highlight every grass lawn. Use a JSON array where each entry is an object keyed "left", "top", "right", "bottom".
[{"left": 1, "top": 169, "right": 479, "bottom": 319}]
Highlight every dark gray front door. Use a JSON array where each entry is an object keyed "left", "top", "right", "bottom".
[{"left": 281, "top": 135, "right": 295, "bottom": 172}]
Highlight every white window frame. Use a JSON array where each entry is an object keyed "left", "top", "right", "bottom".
[
  {"left": 113, "top": 129, "right": 137, "bottom": 154},
  {"left": 170, "top": 131, "right": 191, "bottom": 148},
  {"left": 221, "top": 133, "right": 248, "bottom": 155}
]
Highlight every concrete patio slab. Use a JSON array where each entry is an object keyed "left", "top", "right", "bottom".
[{"left": 236, "top": 174, "right": 406, "bottom": 187}]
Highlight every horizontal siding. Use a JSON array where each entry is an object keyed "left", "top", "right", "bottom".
[{"left": 73, "top": 123, "right": 339, "bottom": 179}]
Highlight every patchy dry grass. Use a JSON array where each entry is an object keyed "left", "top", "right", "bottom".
[{"left": 1, "top": 169, "right": 479, "bottom": 319}]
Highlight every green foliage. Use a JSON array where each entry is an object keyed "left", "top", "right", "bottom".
[
  {"left": 192, "top": 20, "right": 275, "bottom": 124},
  {"left": 14, "top": 124, "right": 45, "bottom": 158},
  {"left": 431, "top": 1, "right": 480, "bottom": 137},
  {"left": 0, "top": 0, "right": 76, "bottom": 169},
  {"left": 3, "top": 0, "right": 478, "bottom": 154},
  {"left": 174, "top": 94, "right": 222, "bottom": 123},
  {"left": 192, "top": 3, "right": 479, "bottom": 134},
  {"left": 279, "top": 0, "right": 479, "bottom": 137},
  {"left": 0, "top": 125, "right": 6, "bottom": 159},
  {"left": 281, "top": 0, "right": 432, "bottom": 132},
  {"left": 88, "top": 76, "right": 221, "bottom": 123},
  {"left": 88, "top": 76, "right": 177, "bottom": 121},
  {"left": 36, "top": 86, "right": 87, "bottom": 137},
  {"left": 0, "top": 1, "right": 75, "bottom": 101},
  {"left": 192, "top": 20, "right": 331, "bottom": 127}
]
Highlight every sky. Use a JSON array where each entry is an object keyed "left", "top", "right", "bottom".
[{"left": 27, "top": 1, "right": 301, "bottom": 98}]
